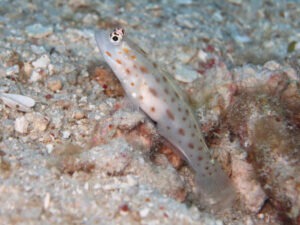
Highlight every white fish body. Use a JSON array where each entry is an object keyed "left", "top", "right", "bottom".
[{"left": 95, "top": 28, "right": 235, "bottom": 209}]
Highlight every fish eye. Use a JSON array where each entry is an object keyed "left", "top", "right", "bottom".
[{"left": 109, "top": 27, "right": 125, "bottom": 45}]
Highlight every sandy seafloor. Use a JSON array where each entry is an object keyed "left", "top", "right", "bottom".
[{"left": 0, "top": 0, "right": 300, "bottom": 224}]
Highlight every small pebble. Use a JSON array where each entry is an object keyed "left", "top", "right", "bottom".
[
  {"left": 227, "top": 0, "right": 242, "bottom": 4},
  {"left": 257, "top": 213, "right": 264, "bottom": 220},
  {"left": 46, "top": 144, "right": 54, "bottom": 153},
  {"left": 62, "top": 130, "right": 71, "bottom": 139},
  {"left": 31, "top": 45, "right": 46, "bottom": 55},
  {"left": 6, "top": 65, "right": 19, "bottom": 76},
  {"left": 32, "top": 115, "right": 49, "bottom": 132},
  {"left": 32, "top": 55, "right": 50, "bottom": 69},
  {"left": 245, "top": 216, "right": 255, "bottom": 225},
  {"left": 198, "top": 50, "right": 208, "bottom": 62},
  {"left": 177, "top": 50, "right": 193, "bottom": 63},
  {"left": 176, "top": 15, "right": 196, "bottom": 29},
  {"left": 25, "top": 24, "right": 53, "bottom": 38},
  {"left": 126, "top": 175, "right": 138, "bottom": 187},
  {"left": 263, "top": 60, "right": 281, "bottom": 70},
  {"left": 73, "top": 110, "right": 85, "bottom": 120},
  {"left": 139, "top": 207, "right": 150, "bottom": 218},
  {"left": 295, "top": 41, "right": 300, "bottom": 51},
  {"left": 15, "top": 116, "right": 29, "bottom": 134},
  {"left": 233, "top": 34, "right": 251, "bottom": 43},
  {"left": 175, "top": 0, "right": 193, "bottom": 4},
  {"left": 82, "top": 14, "right": 99, "bottom": 25},
  {"left": 212, "top": 11, "right": 224, "bottom": 22},
  {"left": 84, "top": 182, "right": 89, "bottom": 190},
  {"left": 1, "top": 119, "right": 15, "bottom": 136},
  {"left": 68, "top": 0, "right": 90, "bottom": 9},
  {"left": 174, "top": 65, "right": 199, "bottom": 83},
  {"left": 30, "top": 70, "right": 43, "bottom": 82},
  {"left": 43, "top": 193, "right": 51, "bottom": 210},
  {"left": 23, "top": 62, "right": 33, "bottom": 77},
  {"left": 47, "top": 77, "right": 63, "bottom": 92}
]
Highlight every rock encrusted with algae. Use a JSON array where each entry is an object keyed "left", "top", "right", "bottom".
[{"left": 190, "top": 59, "right": 300, "bottom": 224}]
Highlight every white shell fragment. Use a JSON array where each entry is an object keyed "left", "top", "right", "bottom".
[
  {"left": 174, "top": 64, "right": 199, "bottom": 83},
  {"left": 0, "top": 93, "right": 36, "bottom": 112},
  {"left": 32, "top": 54, "right": 50, "bottom": 69},
  {"left": 15, "top": 116, "right": 29, "bottom": 134}
]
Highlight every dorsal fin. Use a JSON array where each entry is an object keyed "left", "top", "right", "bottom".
[{"left": 124, "top": 37, "right": 148, "bottom": 58}]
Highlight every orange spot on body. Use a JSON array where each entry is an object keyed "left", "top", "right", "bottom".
[
  {"left": 150, "top": 107, "right": 155, "bottom": 112},
  {"left": 116, "top": 59, "right": 122, "bottom": 64},
  {"left": 149, "top": 88, "right": 158, "bottom": 97},
  {"left": 166, "top": 109, "right": 175, "bottom": 120},
  {"left": 105, "top": 51, "right": 112, "bottom": 57},
  {"left": 178, "top": 128, "right": 185, "bottom": 136},
  {"left": 130, "top": 82, "right": 135, "bottom": 86},
  {"left": 125, "top": 68, "right": 131, "bottom": 75},
  {"left": 188, "top": 143, "right": 194, "bottom": 149},
  {"left": 131, "top": 55, "right": 137, "bottom": 60},
  {"left": 140, "top": 66, "right": 148, "bottom": 73},
  {"left": 123, "top": 47, "right": 130, "bottom": 54}
]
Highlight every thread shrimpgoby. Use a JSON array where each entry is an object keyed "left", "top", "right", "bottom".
[{"left": 95, "top": 28, "right": 235, "bottom": 209}]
